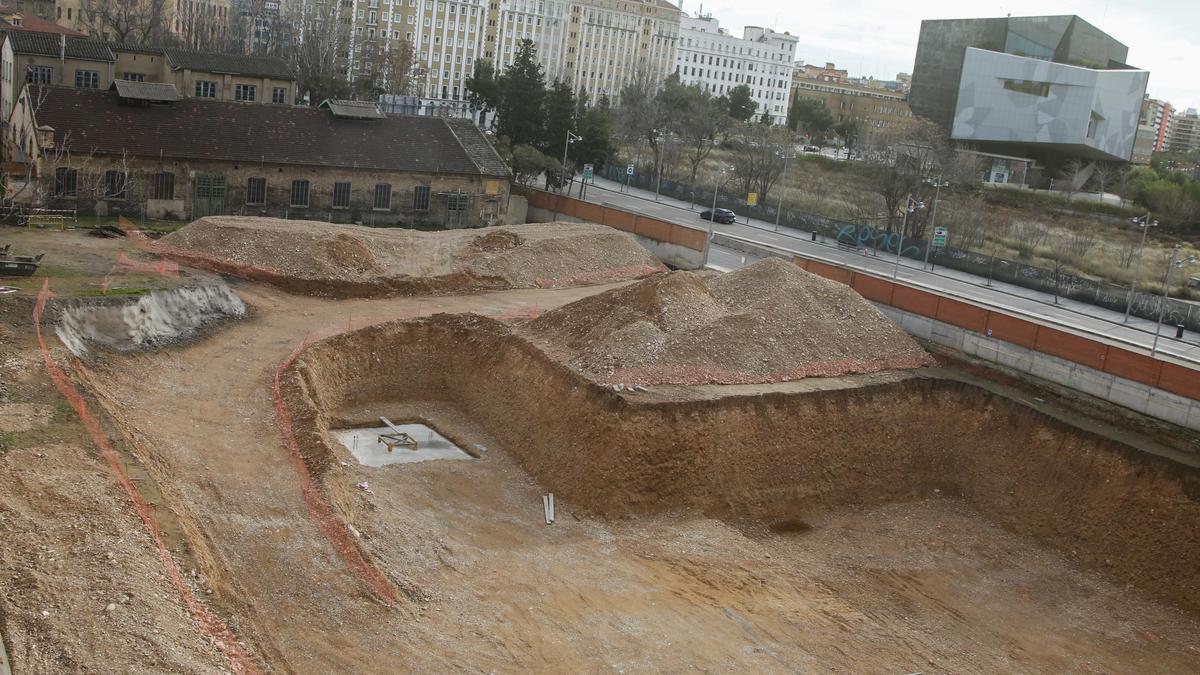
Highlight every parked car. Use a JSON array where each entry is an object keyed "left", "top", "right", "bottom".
[
  {"left": 803, "top": 145, "right": 821, "bottom": 153},
  {"left": 700, "top": 208, "right": 737, "bottom": 224}
]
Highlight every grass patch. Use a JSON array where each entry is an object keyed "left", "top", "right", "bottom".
[
  {"left": 51, "top": 401, "right": 76, "bottom": 423},
  {"left": 0, "top": 431, "right": 14, "bottom": 453}
]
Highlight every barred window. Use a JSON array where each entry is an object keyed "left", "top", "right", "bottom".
[
  {"left": 246, "top": 177, "right": 266, "bottom": 205},
  {"left": 104, "top": 170, "right": 127, "bottom": 199},
  {"left": 373, "top": 183, "right": 391, "bottom": 210},
  {"left": 122, "top": 72, "right": 145, "bottom": 82},
  {"left": 412, "top": 185, "right": 430, "bottom": 210},
  {"left": 447, "top": 192, "right": 470, "bottom": 211},
  {"left": 332, "top": 181, "right": 351, "bottom": 208},
  {"left": 290, "top": 179, "right": 310, "bottom": 207},
  {"left": 27, "top": 65, "right": 51, "bottom": 84},
  {"left": 234, "top": 84, "right": 257, "bottom": 102},
  {"left": 195, "top": 80, "right": 217, "bottom": 98},
  {"left": 150, "top": 172, "right": 174, "bottom": 200},
  {"left": 75, "top": 69, "right": 100, "bottom": 89},
  {"left": 54, "top": 167, "right": 77, "bottom": 197}
]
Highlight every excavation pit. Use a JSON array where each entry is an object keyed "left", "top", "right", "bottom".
[{"left": 333, "top": 424, "right": 473, "bottom": 467}]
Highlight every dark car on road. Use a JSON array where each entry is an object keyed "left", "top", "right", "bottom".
[{"left": 700, "top": 208, "right": 737, "bottom": 224}]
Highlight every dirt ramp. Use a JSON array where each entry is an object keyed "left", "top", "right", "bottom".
[
  {"left": 160, "top": 217, "right": 665, "bottom": 298},
  {"left": 523, "top": 258, "right": 934, "bottom": 384}
]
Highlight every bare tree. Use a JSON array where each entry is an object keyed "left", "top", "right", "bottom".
[
  {"left": 1089, "top": 161, "right": 1121, "bottom": 197},
  {"left": 1117, "top": 239, "right": 1139, "bottom": 269},
  {"left": 1011, "top": 219, "right": 1049, "bottom": 258},
  {"left": 81, "top": 0, "right": 172, "bottom": 44},
  {"left": 726, "top": 122, "right": 797, "bottom": 205},
  {"left": 1056, "top": 158, "right": 1089, "bottom": 201},
  {"left": 1061, "top": 228, "right": 1099, "bottom": 261},
  {"left": 284, "top": 0, "right": 356, "bottom": 104},
  {"left": 358, "top": 38, "right": 416, "bottom": 97}
]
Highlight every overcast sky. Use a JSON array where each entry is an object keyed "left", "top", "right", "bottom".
[{"left": 692, "top": 0, "right": 1200, "bottom": 111}]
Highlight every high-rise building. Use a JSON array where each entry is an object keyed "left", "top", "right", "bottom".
[
  {"left": 1167, "top": 109, "right": 1200, "bottom": 154},
  {"left": 299, "top": 0, "right": 680, "bottom": 117},
  {"left": 788, "top": 69, "right": 914, "bottom": 147},
  {"left": 673, "top": 14, "right": 795, "bottom": 121},
  {"left": 1141, "top": 96, "right": 1173, "bottom": 153},
  {"left": 909, "top": 15, "right": 1149, "bottom": 168}
]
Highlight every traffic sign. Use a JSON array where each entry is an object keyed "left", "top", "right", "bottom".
[
  {"left": 747, "top": 192, "right": 758, "bottom": 206},
  {"left": 626, "top": 164, "right": 634, "bottom": 175},
  {"left": 583, "top": 163, "right": 594, "bottom": 181},
  {"left": 932, "top": 226, "right": 949, "bottom": 248}
]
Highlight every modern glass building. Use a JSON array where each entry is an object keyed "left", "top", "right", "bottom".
[{"left": 909, "top": 15, "right": 1149, "bottom": 167}]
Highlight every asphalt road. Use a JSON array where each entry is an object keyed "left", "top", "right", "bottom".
[{"left": 555, "top": 174, "right": 1200, "bottom": 366}]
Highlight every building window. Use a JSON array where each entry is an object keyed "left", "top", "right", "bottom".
[
  {"left": 122, "top": 73, "right": 145, "bottom": 82},
  {"left": 234, "top": 84, "right": 257, "bottom": 102},
  {"left": 447, "top": 192, "right": 469, "bottom": 211},
  {"left": 332, "top": 181, "right": 351, "bottom": 208},
  {"left": 104, "top": 171, "right": 127, "bottom": 199},
  {"left": 290, "top": 179, "right": 310, "bottom": 207},
  {"left": 373, "top": 183, "right": 391, "bottom": 210},
  {"left": 1002, "top": 79, "right": 1051, "bottom": 98},
  {"left": 412, "top": 185, "right": 430, "bottom": 210},
  {"left": 272, "top": 87, "right": 287, "bottom": 104},
  {"left": 150, "top": 172, "right": 174, "bottom": 200},
  {"left": 75, "top": 70, "right": 100, "bottom": 89},
  {"left": 246, "top": 177, "right": 266, "bottom": 205},
  {"left": 54, "top": 167, "right": 77, "bottom": 197},
  {"left": 26, "top": 65, "right": 51, "bottom": 84},
  {"left": 196, "top": 80, "right": 217, "bottom": 97}
]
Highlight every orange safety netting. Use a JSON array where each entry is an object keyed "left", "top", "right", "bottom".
[{"left": 32, "top": 280, "right": 260, "bottom": 674}]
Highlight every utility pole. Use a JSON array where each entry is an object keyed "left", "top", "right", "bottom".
[
  {"left": 922, "top": 176, "right": 948, "bottom": 270},
  {"left": 1151, "top": 246, "right": 1198, "bottom": 356},
  {"left": 893, "top": 194, "right": 923, "bottom": 280},
  {"left": 561, "top": 130, "right": 581, "bottom": 195}
]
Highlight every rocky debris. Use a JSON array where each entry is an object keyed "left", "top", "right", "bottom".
[
  {"left": 522, "top": 257, "right": 935, "bottom": 385},
  {"left": 160, "top": 217, "right": 665, "bottom": 297}
]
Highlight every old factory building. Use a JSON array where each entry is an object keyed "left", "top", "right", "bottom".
[{"left": 6, "top": 84, "right": 511, "bottom": 227}]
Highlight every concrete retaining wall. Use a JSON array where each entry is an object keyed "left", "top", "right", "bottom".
[{"left": 876, "top": 304, "right": 1200, "bottom": 431}]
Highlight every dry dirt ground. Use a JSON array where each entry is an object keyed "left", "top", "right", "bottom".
[{"left": 2, "top": 226, "right": 1199, "bottom": 672}]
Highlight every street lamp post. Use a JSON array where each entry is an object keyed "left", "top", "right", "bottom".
[
  {"left": 774, "top": 151, "right": 792, "bottom": 232},
  {"left": 561, "top": 130, "right": 582, "bottom": 195},
  {"left": 893, "top": 194, "right": 924, "bottom": 280},
  {"left": 922, "top": 176, "right": 949, "bottom": 270},
  {"left": 1123, "top": 213, "right": 1158, "bottom": 323},
  {"left": 654, "top": 131, "right": 666, "bottom": 202},
  {"left": 703, "top": 167, "right": 729, "bottom": 268},
  {"left": 1151, "top": 246, "right": 1198, "bottom": 356}
]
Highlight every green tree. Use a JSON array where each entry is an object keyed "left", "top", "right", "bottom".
[
  {"left": 786, "top": 97, "right": 834, "bottom": 139},
  {"left": 465, "top": 57, "right": 501, "bottom": 115},
  {"left": 542, "top": 79, "right": 577, "bottom": 159},
  {"left": 495, "top": 40, "right": 546, "bottom": 147},
  {"left": 725, "top": 84, "right": 757, "bottom": 122},
  {"left": 573, "top": 104, "right": 615, "bottom": 167}
]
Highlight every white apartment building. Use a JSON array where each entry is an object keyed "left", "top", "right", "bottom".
[
  {"left": 674, "top": 14, "right": 797, "bottom": 121},
  {"left": 303, "top": 0, "right": 679, "bottom": 116}
]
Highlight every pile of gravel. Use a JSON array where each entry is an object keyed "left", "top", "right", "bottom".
[{"left": 522, "top": 258, "right": 934, "bottom": 384}]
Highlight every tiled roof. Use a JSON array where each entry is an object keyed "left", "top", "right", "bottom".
[
  {"left": 162, "top": 48, "right": 292, "bottom": 81},
  {"left": 34, "top": 87, "right": 510, "bottom": 177},
  {"left": 0, "top": 9, "right": 87, "bottom": 37},
  {"left": 111, "top": 79, "right": 180, "bottom": 102},
  {"left": 6, "top": 32, "right": 113, "bottom": 61}
]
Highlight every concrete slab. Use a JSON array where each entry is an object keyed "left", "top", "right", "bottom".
[
  {"left": 901, "top": 313, "right": 935, "bottom": 340},
  {"left": 1067, "top": 366, "right": 1114, "bottom": 400},
  {"left": 1186, "top": 401, "right": 1200, "bottom": 432},
  {"left": 1107, "top": 377, "right": 1153, "bottom": 415},
  {"left": 930, "top": 321, "right": 966, "bottom": 351},
  {"left": 1029, "top": 353, "right": 1074, "bottom": 387},
  {"left": 333, "top": 424, "right": 473, "bottom": 467},
  {"left": 1145, "top": 390, "right": 1195, "bottom": 429},
  {"left": 993, "top": 341, "right": 1035, "bottom": 372}
]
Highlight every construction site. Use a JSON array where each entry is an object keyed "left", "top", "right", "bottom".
[{"left": 2, "top": 214, "right": 1199, "bottom": 673}]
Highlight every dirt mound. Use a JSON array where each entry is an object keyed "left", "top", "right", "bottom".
[
  {"left": 522, "top": 257, "right": 934, "bottom": 384},
  {"left": 159, "top": 217, "right": 664, "bottom": 298},
  {"left": 471, "top": 229, "right": 523, "bottom": 252}
]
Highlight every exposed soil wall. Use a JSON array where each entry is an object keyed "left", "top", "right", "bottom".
[{"left": 281, "top": 314, "right": 1200, "bottom": 610}]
